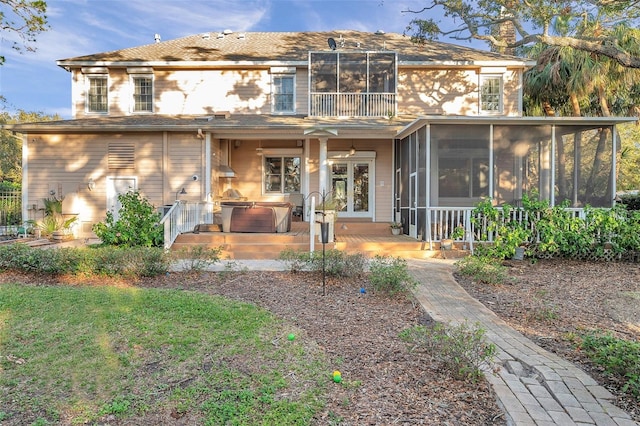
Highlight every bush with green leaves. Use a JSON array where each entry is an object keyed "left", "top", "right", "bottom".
[
  {"left": 454, "top": 255, "right": 508, "bottom": 285},
  {"left": 0, "top": 244, "right": 168, "bottom": 277},
  {"left": 308, "top": 249, "right": 367, "bottom": 277},
  {"left": 469, "top": 195, "right": 640, "bottom": 261},
  {"left": 92, "top": 190, "right": 163, "bottom": 247},
  {"left": 278, "top": 247, "right": 312, "bottom": 273},
  {"left": 172, "top": 245, "right": 222, "bottom": 273},
  {"left": 278, "top": 248, "right": 366, "bottom": 277},
  {"left": 471, "top": 198, "right": 532, "bottom": 259},
  {"left": 400, "top": 320, "right": 496, "bottom": 382},
  {"left": 580, "top": 332, "right": 640, "bottom": 399},
  {"left": 367, "top": 255, "right": 417, "bottom": 295}
]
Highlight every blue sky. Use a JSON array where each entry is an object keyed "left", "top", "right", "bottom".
[{"left": 1, "top": 0, "right": 484, "bottom": 119}]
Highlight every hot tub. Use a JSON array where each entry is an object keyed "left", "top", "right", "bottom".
[{"left": 220, "top": 202, "right": 293, "bottom": 233}]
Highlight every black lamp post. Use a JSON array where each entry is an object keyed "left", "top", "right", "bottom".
[{"left": 307, "top": 188, "right": 334, "bottom": 296}]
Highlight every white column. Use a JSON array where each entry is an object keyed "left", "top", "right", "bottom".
[
  {"left": 205, "top": 132, "right": 212, "bottom": 200},
  {"left": 318, "top": 137, "right": 328, "bottom": 195}
]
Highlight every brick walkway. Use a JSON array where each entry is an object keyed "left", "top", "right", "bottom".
[{"left": 408, "top": 258, "right": 638, "bottom": 426}]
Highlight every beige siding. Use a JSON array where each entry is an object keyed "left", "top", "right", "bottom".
[
  {"left": 71, "top": 67, "right": 313, "bottom": 118},
  {"left": 70, "top": 65, "right": 522, "bottom": 119},
  {"left": 106, "top": 68, "right": 128, "bottom": 116},
  {"left": 154, "top": 69, "right": 271, "bottom": 115},
  {"left": 26, "top": 133, "right": 172, "bottom": 230},
  {"left": 166, "top": 134, "right": 206, "bottom": 203},
  {"left": 398, "top": 68, "right": 523, "bottom": 116},
  {"left": 503, "top": 70, "right": 521, "bottom": 117},
  {"left": 295, "top": 68, "right": 309, "bottom": 115},
  {"left": 399, "top": 69, "right": 478, "bottom": 116}
]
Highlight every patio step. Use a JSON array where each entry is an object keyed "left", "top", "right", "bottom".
[{"left": 171, "top": 221, "right": 467, "bottom": 260}]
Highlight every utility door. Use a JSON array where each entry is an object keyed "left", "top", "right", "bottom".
[{"left": 106, "top": 176, "right": 137, "bottom": 221}]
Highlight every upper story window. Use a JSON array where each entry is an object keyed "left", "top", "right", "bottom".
[
  {"left": 479, "top": 75, "right": 503, "bottom": 114},
  {"left": 272, "top": 75, "right": 295, "bottom": 114},
  {"left": 132, "top": 76, "right": 153, "bottom": 112},
  {"left": 264, "top": 154, "right": 301, "bottom": 194},
  {"left": 309, "top": 51, "right": 397, "bottom": 117},
  {"left": 87, "top": 75, "right": 108, "bottom": 113}
]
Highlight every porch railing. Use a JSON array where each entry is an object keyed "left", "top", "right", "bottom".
[
  {"left": 159, "top": 201, "right": 217, "bottom": 249},
  {"left": 425, "top": 207, "right": 586, "bottom": 249},
  {"left": 161, "top": 202, "right": 588, "bottom": 251},
  {"left": 309, "top": 92, "right": 396, "bottom": 117}
]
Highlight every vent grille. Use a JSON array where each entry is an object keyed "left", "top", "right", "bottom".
[{"left": 108, "top": 143, "right": 135, "bottom": 169}]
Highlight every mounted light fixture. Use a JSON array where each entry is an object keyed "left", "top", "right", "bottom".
[
  {"left": 175, "top": 187, "right": 187, "bottom": 200},
  {"left": 349, "top": 141, "right": 356, "bottom": 156},
  {"left": 196, "top": 128, "right": 204, "bottom": 139},
  {"left": 87, "top": 178, "right": 96, "bottom": 191}
]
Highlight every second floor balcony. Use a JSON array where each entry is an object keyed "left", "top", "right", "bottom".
[{"left": 309, "top": 92, "right": 397, "bottom": 117}]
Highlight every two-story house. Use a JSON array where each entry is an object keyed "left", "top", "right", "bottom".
[{"left": 6, "top": 30, "right": 633, "bottom": 243}]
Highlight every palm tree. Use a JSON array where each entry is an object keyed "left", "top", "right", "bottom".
[{"left": 523, "top": 22, "right": 640, "bottom": 205}]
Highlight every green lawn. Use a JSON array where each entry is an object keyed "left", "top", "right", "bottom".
[{"left": 0, "top": 283, "right": 328, "bottom": 425}]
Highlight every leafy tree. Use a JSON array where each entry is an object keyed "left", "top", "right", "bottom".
[
  {"left": 0, "top": 0, "right": 49, "bottom": 65},
  {"left": 0, "top": 108, "right": 60, "bottom": 186},
  {"left": 404, "top": 1, "right": 640, "bottom": 69}
]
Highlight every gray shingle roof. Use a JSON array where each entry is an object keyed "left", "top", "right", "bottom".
[
  {"left": 5, "top": 114, "right": 417, "bottom": 137},
  {"left": 58, "top": 30, "right": 528, "bottom": 66}
]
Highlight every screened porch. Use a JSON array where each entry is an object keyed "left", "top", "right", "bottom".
[{"left": 394, "top": 117, "right": 629, "bottom": 242}]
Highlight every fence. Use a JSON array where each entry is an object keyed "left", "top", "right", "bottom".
[{"left": 0, "top": 191, "right": 22, "bottom": 236}]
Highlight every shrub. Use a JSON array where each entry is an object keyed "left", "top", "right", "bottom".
[
  {"left": 580, "top": 332, "right": 640, "bottom": 398},
  {"left": 400, "top": 320, "right": 496, "bottom": 382},
  {"left": 172, "top": 245, "right": 222, "bottom": 273},
  {"left": 92, "top": 190, "right": 163, "bottom": 247},
  {"left": 0, "top": 244, "right": 168, "bottom": 277},
  {"left": 454, "top": 256, "right": 508, "bottom": 285},
  {"left": 278, "top": 248, "right": 312, "bottom": 273},
  {"left": 308, "top": 249, "right": 367, "bottom": 277},
  {"left": 367, "top": 255, "right": 417, "bottom": 295}
]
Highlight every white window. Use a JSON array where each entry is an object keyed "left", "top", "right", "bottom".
[
  {"left": 272, "top": 74, "right": 295, "bottom": 114},
  {"left": 479, "top": 75, "right": 502, "bottom": 113},
  {"left": 87, "top": 75, "right": 108, "bottom": 113},
  {"left": 131, "top": 75, "right": 153, "bottom": 112},
  {"left": 264, "top": 155, "right": 301, "bottom": 193}
]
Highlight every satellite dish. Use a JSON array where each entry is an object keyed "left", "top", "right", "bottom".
[{"left": 327, "top": 37, "right": 337, "bottom": 50}]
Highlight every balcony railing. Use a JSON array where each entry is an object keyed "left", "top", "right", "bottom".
[{"left": 309, "top": 92, "right": 396, "bottom": 117}]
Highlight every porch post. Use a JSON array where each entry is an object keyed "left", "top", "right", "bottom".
[
  {"left": 551, "top": 125, "right": 556, "bottom": 207},
  {"left": 303, "top": 127, "right": 337, "bottom": 196},
  {"left": 611, "top": 125, "right": 617, "bottom": 206},
  {"left": 319, "top": 137, "right": 328, "bottom": 195},
  {"left": 205, "top": 132, "right": 212, "bottom": 200}
]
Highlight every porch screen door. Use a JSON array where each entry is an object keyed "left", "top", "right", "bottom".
[
  {"left": 330, "top": 160, "right": 372, "bottom": 218},
  {"left": 409, "top": 172, "right": 417, "bottom": 238}
]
